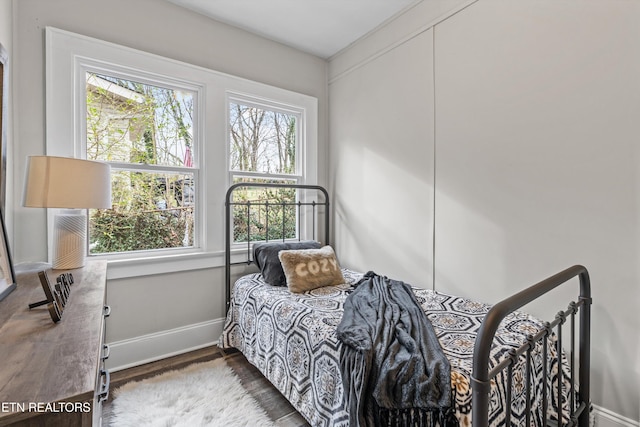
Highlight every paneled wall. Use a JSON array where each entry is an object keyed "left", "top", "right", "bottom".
[
  {"left": 434, "top": 1, "right": 640, "bottom": 421},
  {"left": 329, "top": 0, "right": 640, "bottom": 422}
]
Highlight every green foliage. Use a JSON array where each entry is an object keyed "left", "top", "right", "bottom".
[
  {"left": 90, "top": 208, "right": 193, "bottom": 253},
  {"left": 232, "top": 204, "right": 296, "bottom": 243},
  {"left": 89, "top": 170, "right": 194, "bottom": 254},
  {"left": 232, "top": 186, "right": 297, "bottom": 243}
]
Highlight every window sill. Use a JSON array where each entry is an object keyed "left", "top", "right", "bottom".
[
  {"left": 100, "top": 248, "right": 256, "bottom": 280},
  {"left": 102, "top": 251, "right": 224, "bottom": 280}
]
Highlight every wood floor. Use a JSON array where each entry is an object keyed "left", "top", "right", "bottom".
[{"left": 102, "top": 345, "right": 310, "bottom": 427}]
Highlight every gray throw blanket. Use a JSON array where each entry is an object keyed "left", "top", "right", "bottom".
[{"left": 336, "top": 272, "right": 458, "bottom": 427}]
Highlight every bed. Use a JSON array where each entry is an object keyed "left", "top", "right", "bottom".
[{"left": 220, "top": 183, "right": 591, "bottom": 427}]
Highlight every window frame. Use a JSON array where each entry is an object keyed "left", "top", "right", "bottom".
[
  {"left": 227, "top": 93, "right": 318, "bottom": 247},
  {"left": 227, "top": 92, "right": 304, "bottom": 183},
  {"left": 45, "top": 27, "right": 318, "bottom": 279},
  {"left": 79, "top": 63, "right": 203, "bottom": 258}
]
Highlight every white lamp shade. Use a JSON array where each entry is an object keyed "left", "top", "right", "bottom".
[{"left": 23, "top": 156, "right": 111, "bottom": 209}]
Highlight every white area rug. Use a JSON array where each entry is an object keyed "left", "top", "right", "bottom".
[{"left": 109, "top": 358, "right": 275, "bottom": 427}]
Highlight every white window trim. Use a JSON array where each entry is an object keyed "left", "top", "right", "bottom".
[
  {"left": 45, "top": 27, "right": 318, "bottom": 279},
  {"left": 78, "top": 61, "right": 205, "bottom": 258},
  {"left": 227, "top": 92, "right": 320, "bottom": 247}
]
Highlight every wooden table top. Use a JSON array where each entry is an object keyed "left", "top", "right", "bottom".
[{"left": 0, "top": 260, "right": 107, "bottom": 423}]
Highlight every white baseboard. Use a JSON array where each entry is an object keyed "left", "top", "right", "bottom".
[
  {"left": 105, "top": 318, "right": 225, "bottom": 372},
  {"left": 593, "top": 405, "right": 639, "bottom": 427}
]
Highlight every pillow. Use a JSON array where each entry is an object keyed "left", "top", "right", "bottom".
[
  {"left": 253, "top": 240, "right": 321, "bottom": 286},
  {"left": 278, "top": 245, "right": 345, "bottom": 293}
]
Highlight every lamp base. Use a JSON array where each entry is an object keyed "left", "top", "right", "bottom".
[{"left": 52, "top": 210, "right": 87, "bottom": 270}]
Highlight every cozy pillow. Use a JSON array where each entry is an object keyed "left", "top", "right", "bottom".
[
  {"left": 278, "top": 245, "right": 345, "bottom": 293},
  {"left": 253, "top": 240, "right": 321, "bottom": 286}
]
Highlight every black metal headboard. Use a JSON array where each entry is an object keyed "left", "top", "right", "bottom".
[{"left": 224, "top": 182, "right": 330, "bottom": 311}]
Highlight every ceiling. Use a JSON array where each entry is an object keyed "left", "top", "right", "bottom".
[{"left": 166, "top": 0, "right": 421, "bottom": 58}]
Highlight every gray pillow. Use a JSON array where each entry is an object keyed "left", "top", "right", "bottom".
[{"left": 253, "top": 240, "right": 321, "bottom": 286}]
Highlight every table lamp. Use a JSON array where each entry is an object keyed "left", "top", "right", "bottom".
[{"left": 23, "top": 156, "right": 111, "bottom": 269}]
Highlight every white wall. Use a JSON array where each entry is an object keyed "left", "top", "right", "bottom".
[
  {"left": 0, "top": 1, "right": 9, "bottom": 54},
  {"left": 329, "top": 29, "right": 435, "bottom": 287},
  {"left": 330, "top": 0, "right": 640, "bottom": 423},
  {"left": 11, "top": 0, "right": 327, "bottom": 369}
]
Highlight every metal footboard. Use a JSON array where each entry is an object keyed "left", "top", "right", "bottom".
[
  {"left": 471, "top": 265, "right": 591, "bottom": 427},
  {"left": 224, "top": 182, "right": 330, "bottom": 311}
]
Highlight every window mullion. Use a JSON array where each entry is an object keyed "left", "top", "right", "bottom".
[
  {"left": 108, "top": 162, "right": 195, "bottom": 174},
  {"left": 230, "top": 171, "right": 302, "bottom": 182}
]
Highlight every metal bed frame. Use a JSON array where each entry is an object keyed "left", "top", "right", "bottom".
[
  {"left": 472, "top": 266, "right": 591, "bottom": 427},
  {"left": 224, "top": 182, "right": 591, "bottom": 427},
  {"left": 224, "top": 182, "right": 330, "bottom": 312}
]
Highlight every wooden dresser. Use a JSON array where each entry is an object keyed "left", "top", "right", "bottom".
[{"left": 0, "top": 260, "right": 109, "bottom": 427}]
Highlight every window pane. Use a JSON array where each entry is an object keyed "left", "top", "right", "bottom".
[
  {"left": 89, "top": 170, "right": 195, "bottom": 254},
  {"left": 231, "top": 177, "right": 297, "bottom": 243},
  {"left": 229, "top": 102, "right": 297, "bottom": 175},
  {"left": 86, "top": 72, "right": 194, "bottom": 168}
]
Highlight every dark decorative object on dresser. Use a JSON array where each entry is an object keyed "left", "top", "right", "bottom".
[{"left": 27, "top": 271, "right": 74, "bottom": 323}]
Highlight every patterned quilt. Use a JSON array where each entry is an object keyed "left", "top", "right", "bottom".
[{"left": 221, "top": 270, "right": 570, "bottom": 427}]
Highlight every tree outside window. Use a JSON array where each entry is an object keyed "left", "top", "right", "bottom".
[
  {"left": 228, "top": 100, "right": 302, "bottom": 243},
  {"left": 85, "top": 72, "right": 196, "bottom": 254}
]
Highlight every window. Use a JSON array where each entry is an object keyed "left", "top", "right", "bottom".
[
  {"left": 46, "top": 27, "right": 317, "bottom": 277},
  {"left": 228, "top": 96, "right": 304, "bottom": 243},
  {"left": 229, "top": 97, "right": 300, "bottom": 179},
  {"left": 85, "top": 72, "right": 198, "bottom": 255}
]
